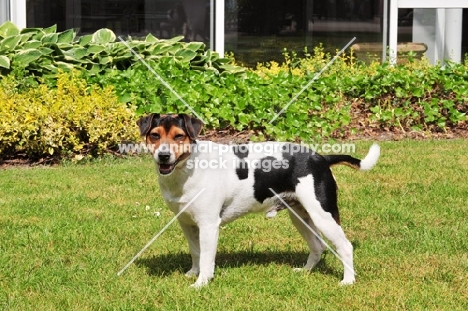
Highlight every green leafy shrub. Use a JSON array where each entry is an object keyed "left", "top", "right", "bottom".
[
  {"left": 341, "top": 58, "right": 468, "bottom": 132},
  {"left": 83, "top": 44, "right": 466, "bottom": 142},
  {"left": 82, "top": 55, "right": 351, "bottom": 142},
  {"left": 0, "top": 21, "right": 243, "bottom": 81},
  {"left": 251, "top": 47, "right": 467, "bottom": 135},
  {"left": 0, "top": 71, "right": 139, "bottom": 160}
]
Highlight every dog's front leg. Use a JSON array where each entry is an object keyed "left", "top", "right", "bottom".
[
  {"left": 191, "top": 223, "right": 220, "bottom": 288},
  {"left": 178, "top": 221, "right": 201, "bottom": 277}
]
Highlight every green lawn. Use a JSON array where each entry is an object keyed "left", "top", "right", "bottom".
[{"left": 1, "top": 140, "right": 467, "bottom": 310}]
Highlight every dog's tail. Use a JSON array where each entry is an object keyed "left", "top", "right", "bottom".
[{"left": 323, "top": 143, "right": 380, "bottom": 171}]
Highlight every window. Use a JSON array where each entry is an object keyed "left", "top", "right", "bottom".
[
  {"left": 26, "top": 0, "right": 211, "bottom": 43},
  {"left": 225, "top": 0, "right": 385, "bottom": 66},
  {"left": 10, "top": 0, "right": 467, "bottom": 65}
]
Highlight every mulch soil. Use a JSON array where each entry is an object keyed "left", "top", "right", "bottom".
[{"left": 2, "top": 121, "right": 467, "bottom": 168}]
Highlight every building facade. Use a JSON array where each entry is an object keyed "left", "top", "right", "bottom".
[{"left": 1, "top": 0, "right": 467, "bottom": 66}]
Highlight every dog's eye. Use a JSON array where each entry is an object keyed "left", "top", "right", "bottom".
[
  {"left": 150, "top": 133, "right": 160, "bottom": 140},
  {"left": 174, "top": 134, "right": 185, "bottom": 141}
]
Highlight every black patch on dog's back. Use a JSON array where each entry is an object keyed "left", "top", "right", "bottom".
[
  {"left": 252, "top": 143, "right": 339, "bottom": 222},
  {"left": 233, "top": 144, "right": 249, "bottom": 180}
]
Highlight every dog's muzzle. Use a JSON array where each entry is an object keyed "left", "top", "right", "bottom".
[
  {"left": 156, "top": 150, "right": 190, "bottom": 175},
  {"left": 156, "top": 151, "right": 176, "bottom": 175}
]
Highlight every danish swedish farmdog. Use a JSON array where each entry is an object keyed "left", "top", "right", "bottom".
[{"left": 137, "top": 113, "right": 380, "bottom": 288}]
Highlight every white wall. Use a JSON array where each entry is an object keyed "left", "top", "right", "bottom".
[
  {"left": 0, "top": 0, "right": 10, "bottom": 25},
  {"left": 390, "top": 1, "right": 466, "bottom": 65},
  {"left": 412, "top": 9, "right": 437, "bottom": 63},
  {"left": 9, "top": 0, "right": 26, "bottom": 28},
  {"left": 444, "top": 8, "right": 463, "bottom": 62},
  {"left": 413, "top": 8, "right": 463, "bottom": 64},
  {"left": 0, "top": 0, "right": 9, "bottom": 25}
]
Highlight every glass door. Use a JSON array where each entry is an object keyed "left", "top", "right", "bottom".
[
  {"left": 26, "top": 0, "right": 212, "bottom": 44},
  {"left": 225, "top": 0, "right": 385, "bottom": 67}
]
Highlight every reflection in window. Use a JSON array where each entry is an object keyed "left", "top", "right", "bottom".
[
  {"left": 226, "top": 0, "right": 385, "bottom": 66},
  {"left": 26, "top": 0, "right": 211, "bottom": 43},
  {"left": 21, "top": 1, "right": 468, "bottom": 65}
]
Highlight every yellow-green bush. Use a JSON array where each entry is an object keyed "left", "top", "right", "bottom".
[
  {"left": 254, "top": 45, "right": 380, "bottom": 78},
  {"left": 0, "top": 71, "right": 139, "bottom": 159}
]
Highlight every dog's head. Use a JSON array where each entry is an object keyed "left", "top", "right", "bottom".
[{"left": 137, "top": 113, "right": 204, "bottom": 175}]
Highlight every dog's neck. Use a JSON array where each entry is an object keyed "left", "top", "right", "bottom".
[{"left": 156, "top": 153, "right": 195, "bottom": 196}]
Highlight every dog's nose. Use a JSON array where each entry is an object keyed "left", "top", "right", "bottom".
[{"left": 158, "top": 152, "right": 171, "bottom": 162}]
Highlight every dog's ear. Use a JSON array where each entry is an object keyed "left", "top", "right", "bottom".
[
  {"left": 181, "top": 114, "right": 204, "bottom": 141},
  {"left": 137, "top": 113, "right": 160, "bottom": 137}
]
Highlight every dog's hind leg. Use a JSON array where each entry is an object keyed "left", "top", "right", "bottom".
[
  {"left": 295, "top": 176, "right": 355, "bottom": 285},
  {"left": 178, "top": 221, "right": 201, "bottom": 277},
  {"left": 287, "top": 204, "right": 325, "bottom": 271}
]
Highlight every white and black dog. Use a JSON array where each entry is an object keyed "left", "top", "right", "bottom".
[{"left": 137, "top": 113, "right": 380, "bottom": 288}]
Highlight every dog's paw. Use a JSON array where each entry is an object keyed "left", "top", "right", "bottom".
[
  {"left": 189, "top": 278, "right": 209, "bottom": 289},
  {"left": 185, "top": 268, "right": 199, "bottom": 278},
  {"left": 339, "top": 278, "right": 355, "bottom": 286},
  {"left": 292, "top": 267, "right": 309, "bottom": 273}
]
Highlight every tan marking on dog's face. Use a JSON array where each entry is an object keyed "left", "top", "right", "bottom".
[{"left": 146, "top": 125, "right": 192, "bottom": 160}]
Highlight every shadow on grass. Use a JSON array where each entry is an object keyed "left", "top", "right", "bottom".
[{"left": 135, "top": 249, "right": 342, "bottom": 280}]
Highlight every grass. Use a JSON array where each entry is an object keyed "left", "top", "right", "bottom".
[{"left": 1, "top": 140, "right": 467, "bottom": 310}]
